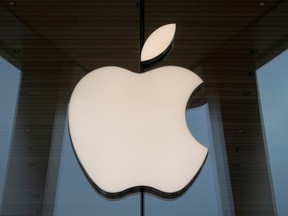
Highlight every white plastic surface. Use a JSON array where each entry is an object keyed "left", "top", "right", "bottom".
[
  {"left": 141, "top": 24, "right": 176, "bottom": 62},
  {"left": 68, "top": 66, "right": 208, "bottom": 194}
]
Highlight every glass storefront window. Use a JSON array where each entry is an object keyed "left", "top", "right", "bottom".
[
  {"left": 257, "top": 49, "right": 288, "bottom": 216},
  {"left": 0, "top": 57, "right": 21, "bottom": 207}
]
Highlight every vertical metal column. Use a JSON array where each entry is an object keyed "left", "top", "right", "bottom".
[{"left": 139, "top": 0, "right": 145, "bottom": 215}]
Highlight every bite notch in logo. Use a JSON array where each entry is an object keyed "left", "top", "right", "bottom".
[{"left": 68, "top": 23, "right": 208, "bottom": 199}]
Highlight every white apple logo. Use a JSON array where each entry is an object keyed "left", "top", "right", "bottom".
[{"left": 68, "top": 24, "right": 208, "bottom": 198}]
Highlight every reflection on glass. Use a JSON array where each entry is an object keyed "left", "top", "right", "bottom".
[
  {"left": 0, "top": 57, "right": 21, "bottom": 208},
  {"left": 256, "top": 49, "right": 288, "bottom": 216}
]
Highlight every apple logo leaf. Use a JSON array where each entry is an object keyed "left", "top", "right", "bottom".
[{"left": 141, "top": 23, "right": 176, "bottom": 67}]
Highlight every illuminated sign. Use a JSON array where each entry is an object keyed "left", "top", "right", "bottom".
[{"left": 68, "top": 24, "right": 208, "bottom": 198}]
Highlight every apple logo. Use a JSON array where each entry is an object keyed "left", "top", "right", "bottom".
[{"left": 68, "top": 23, "right": 208, "bottom": 199}]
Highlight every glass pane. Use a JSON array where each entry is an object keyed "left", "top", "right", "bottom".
[
  {"left": 256, "top": 49, "right": 288, "bottom": 216},
  {"left": 0, "top": 57, "right": 21, "bottom": 207}
]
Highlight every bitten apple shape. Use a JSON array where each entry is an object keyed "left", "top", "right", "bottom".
[{"left": 68, "top": 24, "right": 208, "bottom": 198}]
